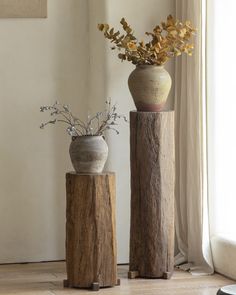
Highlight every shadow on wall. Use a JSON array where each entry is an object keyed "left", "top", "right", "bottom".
[
  {"left": 52, "top": 0, "right": 108, "bottom": 258},
  {"left": 87, "top": 0, "right": 108, "bottom": 112}
]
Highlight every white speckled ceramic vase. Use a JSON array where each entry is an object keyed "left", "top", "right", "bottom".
[
  {"left": 128, "top": 65, "right": 172, "bottom": 112},
  {"left": 69, "top": 136, "right": 108, "bottom": 173}
]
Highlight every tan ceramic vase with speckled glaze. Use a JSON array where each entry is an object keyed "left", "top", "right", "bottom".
[
  {"left": 69, "top": 136, "right": 108, "bottom": 173},
  {"left": 128, "top": 65, "right": 172, "bottom": 112}
]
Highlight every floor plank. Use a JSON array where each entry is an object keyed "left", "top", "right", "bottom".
[{"left": 0, "top": 262, "right": 234, "bottom": 295}]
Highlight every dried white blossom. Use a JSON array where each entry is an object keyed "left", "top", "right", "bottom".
[{"left": 39, "top": 100, "right": 127, "bottom": 137}]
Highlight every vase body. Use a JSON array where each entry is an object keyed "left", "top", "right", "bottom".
[
  {"left": 128, "top": 65, "right": 172, "bottom": 112},
  {"left": 69, "top": 136, "right": 108, "bottom": 173}
]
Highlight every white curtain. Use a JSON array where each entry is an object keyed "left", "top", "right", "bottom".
[
  {"left": 207, "top": 0, "right": 236, "bottom": 280},
  {"left": 174, "top": 0, "right": 213, "bottom": 274}
]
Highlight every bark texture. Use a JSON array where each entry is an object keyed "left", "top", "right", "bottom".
[
  {"left": 65, "top": 172, "right": 117, "bottom": 288},
  {"left": 129, "top": 111, "right": 175, "bottom": 279}
]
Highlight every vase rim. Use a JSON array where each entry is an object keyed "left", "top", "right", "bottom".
[{"left": 72, "top": 135, "right": 104, "bottom": 140}]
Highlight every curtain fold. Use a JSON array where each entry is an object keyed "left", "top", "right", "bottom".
[{"left": 174, "top": 0, "right": 214, "bottom": 275}]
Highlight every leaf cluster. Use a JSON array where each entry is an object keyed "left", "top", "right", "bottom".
[{"left": 98, "top": 15, "right": 196, "bottom": 65}]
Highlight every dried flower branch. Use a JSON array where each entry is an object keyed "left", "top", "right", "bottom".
[
  {"left": 40, "top": 100, "right": 128, "bottom": 137},
  {"left": 98, "top": 15, "right": 196, "bottom": 66}
]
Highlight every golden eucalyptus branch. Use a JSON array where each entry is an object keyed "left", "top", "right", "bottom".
[{"left": 98, "top": 15, "right": 196, "bottom": 66}]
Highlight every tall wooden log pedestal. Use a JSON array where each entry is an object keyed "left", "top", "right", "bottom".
[
  {"left": 129, "top": 111, "right": 175, "bottom": 280},
  {"left": 64, "top": 172, "right": 119, "bottom": 291}
]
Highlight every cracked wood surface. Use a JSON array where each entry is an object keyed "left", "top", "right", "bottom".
[
  {"left": 65, "top": 172, "right": 117, "bottom": 288},
  {"left": 129, "top": 111, "right": 175, "bottom": 278}
]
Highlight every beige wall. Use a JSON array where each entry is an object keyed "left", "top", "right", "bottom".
[
  {"left": 0, "top": 0, "right": 89, "bottom": 263},
  {"left": 0, "top": 0, "right": 175, "bottom": 263}
]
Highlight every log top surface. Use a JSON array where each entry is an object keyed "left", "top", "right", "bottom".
[
  {"left": 130, "top": 110, "right": 174, "bottom": 114},
  {"left": 66, "top": 171, "right": 115, "bottom": 176}
]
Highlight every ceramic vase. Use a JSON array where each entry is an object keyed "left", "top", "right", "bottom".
[
  {"left": 69, "top": 136, "right": 108, "bottom": 173},
  {"left": 128, "top": 65, "right": 172, "bottom": 112}
]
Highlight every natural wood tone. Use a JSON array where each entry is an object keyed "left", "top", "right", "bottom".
[
  {"left": 0, "top": 0, "right": 47, "bottom": 18},
  {"left": 0, "top": 262, "right": 234, "bottom": 295},
  {"left": 128, "top": 270, "right": 139, "bottom": 279},
  {"left": 65, "top": 172, "right": 117, "bottom": 290},
  {"left": 129, "top": 111, "right": 175, "bottom": 279}
]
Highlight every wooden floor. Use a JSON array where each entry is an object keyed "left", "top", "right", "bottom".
[{"left": 0, "top": 261, "right": 234, "bottom": 295}]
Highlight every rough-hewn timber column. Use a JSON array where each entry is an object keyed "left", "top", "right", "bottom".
[
  {"left": 129, "top": 111, "right": 175, "bottom": 279},
  {"left": 64, "top": 172, "right": 118, "bottom": 291}
]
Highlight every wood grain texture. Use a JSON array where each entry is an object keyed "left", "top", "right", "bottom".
[
  {"left": 65, "top": 172, "right": 117, "bottom": 289},
  {"left": 0, "top": 0, "right": 47, "bottom": 18},
  {"left": 129, "top": 111, "right": 175, "bottom": 279}
]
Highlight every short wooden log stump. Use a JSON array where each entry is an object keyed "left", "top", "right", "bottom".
[
  {"left": 129, "top": 111, "right": 175, "bottom": 279},
  {"left": 64, "top": 172, "right": 118, "bottom": 290}
]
